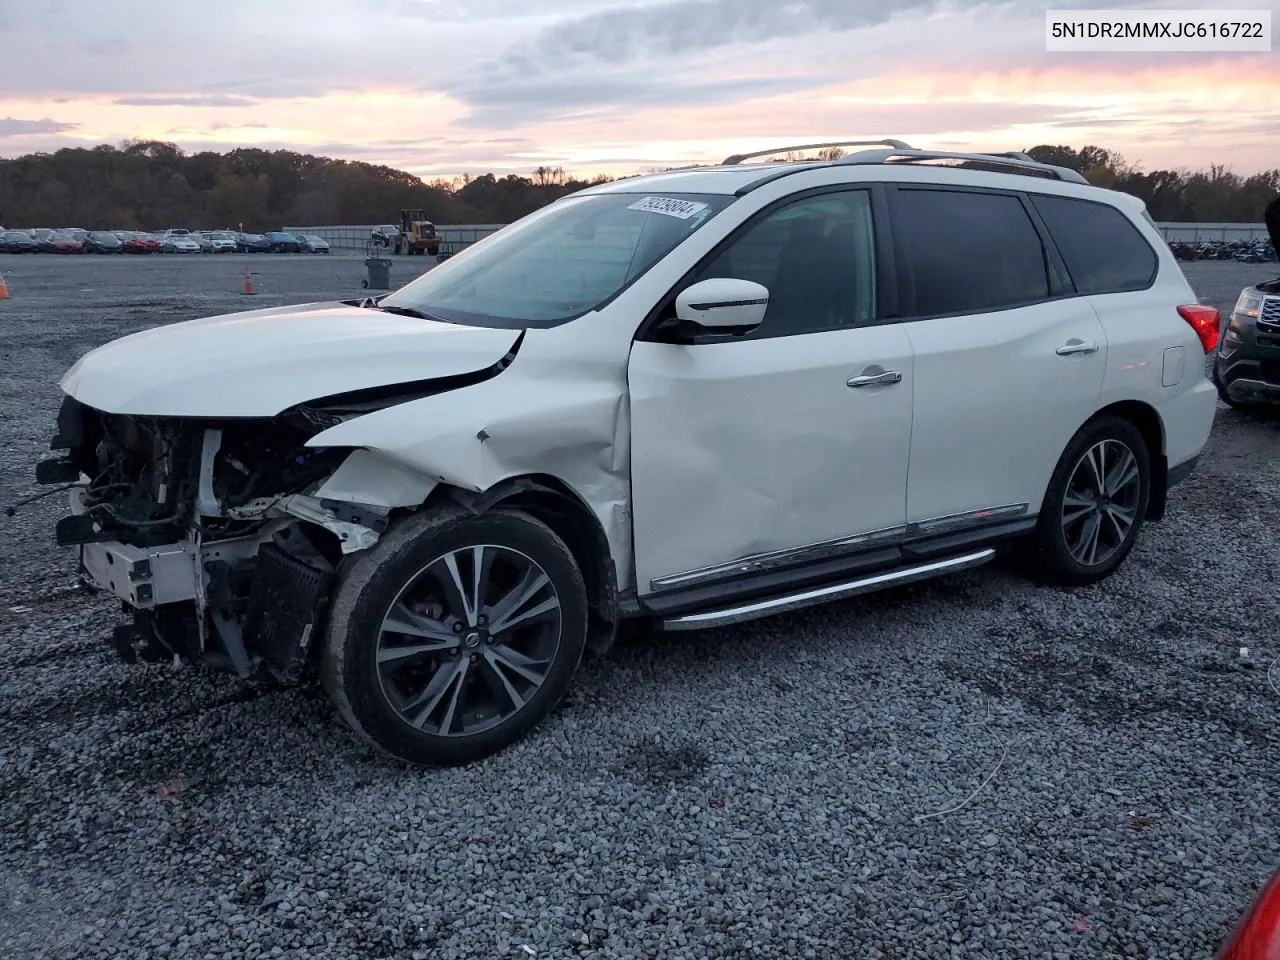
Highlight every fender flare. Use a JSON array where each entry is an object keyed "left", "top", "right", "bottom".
[{"left": 446, "top": 476, "right": 621, "bottom": 656}]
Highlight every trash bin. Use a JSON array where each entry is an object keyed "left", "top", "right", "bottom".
[{"left": 363, "top": 257, "right": 392, "bottom": 290}]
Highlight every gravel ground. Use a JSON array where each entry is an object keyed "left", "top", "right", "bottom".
[{"left": 1, "top": 254, "right": 1278, "bottom": 960}]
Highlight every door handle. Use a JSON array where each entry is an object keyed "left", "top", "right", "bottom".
[
  {"left": 847, "top": 370, "right": 903, "bottom": 388},
  {"left": 1056, "top": 340, "right": 1100, "bottom": 356}
]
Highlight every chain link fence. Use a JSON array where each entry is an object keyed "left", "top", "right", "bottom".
[
  {"left": 1154, "top": 222, "right": 1270, "bottom": 243},
  {"left": 283, "top": 224, "right": 507, "bottom": 254},
  {"left": 287, "top": 220, "right": 1270, "bottom": 253}
]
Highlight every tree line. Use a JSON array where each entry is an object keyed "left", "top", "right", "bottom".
[
  {"left": 1024, "top": 145, "right": 1279, "bottom": 224},
  {"left": 0, "top": 139, "right": 1274, "bottom": 231}
]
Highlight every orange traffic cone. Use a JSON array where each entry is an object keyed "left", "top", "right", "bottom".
[
  {"left": 241, "top": 269, "right": 256, "bottom": 296},
  {"left": 0, "top": 272, "right": 8, "bottom": 300}
]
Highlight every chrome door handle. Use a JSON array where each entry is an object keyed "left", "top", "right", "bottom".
[
  {"left": 1056, "top": 340, "right": 1099, "bottom": 356},
  {"left": 847, "top": 370, "right": 903, "bottom": 388}
]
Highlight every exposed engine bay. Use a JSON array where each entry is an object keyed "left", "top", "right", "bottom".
[{"left": 40, "top": 395, "right": 385, "bottom": 681}]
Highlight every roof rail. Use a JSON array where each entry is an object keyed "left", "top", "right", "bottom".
[
  {"left": 722, "top": 139, "right": 914, "bottom": 165},
  {"left": 835, "top": 148, "right": 1090, "bottom": 184}
]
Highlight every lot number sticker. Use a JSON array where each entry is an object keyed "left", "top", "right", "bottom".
[{"left": 627, "top": 196, "right": 709, "bottom": 219}]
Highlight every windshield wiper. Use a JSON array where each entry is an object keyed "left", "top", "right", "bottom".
[{"left": 370, "top": 303, "right": 454, "bottom": 324}]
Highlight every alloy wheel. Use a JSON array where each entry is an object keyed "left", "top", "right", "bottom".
[
  {"left": 1060, "top": 439, "right": 1142, "bottom": 567},
  {"left": 374, "top": 545, "right": 562, "bottom": 737}
]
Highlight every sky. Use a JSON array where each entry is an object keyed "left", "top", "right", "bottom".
[{"left": 0, "top": 0, "right": 1277, "bottom": 179}]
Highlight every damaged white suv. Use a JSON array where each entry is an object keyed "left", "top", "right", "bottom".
[{"left": 41, "top": 141, "right": 1219, "bottom": 765}]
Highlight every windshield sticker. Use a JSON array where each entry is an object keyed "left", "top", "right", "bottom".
[{"left": 627, "top": 196, "right": 710, "bottom": 220}]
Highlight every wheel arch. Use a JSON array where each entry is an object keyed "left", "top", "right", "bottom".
[
  {"left": 1092, "top": 399, "right": 1168, "bottom": 521},
  {"left": 429, "top": 474, "right": 621, "bottom": 656}
]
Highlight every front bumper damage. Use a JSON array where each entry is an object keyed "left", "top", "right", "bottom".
[
  {"left": 72, "top": 486, "right": 346, "bottom": 681},
  {"left": 47, "top": 398, "right": 379, "bottom": 682}
]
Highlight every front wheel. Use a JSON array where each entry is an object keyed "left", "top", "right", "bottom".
[
  {"left": 321, "top": 508, "right": 588, "bottom": 766},
  {"left": 1031, "top": 416, "right": 1150, "bottom": 586}
]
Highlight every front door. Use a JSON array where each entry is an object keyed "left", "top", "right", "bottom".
[{"left": 627, "top": 187, "right": 915, "bottom": 595}]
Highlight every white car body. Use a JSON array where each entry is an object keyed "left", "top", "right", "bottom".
[
  {"left": 162, "top": 235, "right": 201, "bottom": 254},
  {"left": 201, "top": 232, "right": 238, "bottom": 253},
  {"left": 62, "top": 159, "right": 1214, "bottom": 587},
  {"left": 44, "top": 142, "right": 1219, "bottom": 763}
]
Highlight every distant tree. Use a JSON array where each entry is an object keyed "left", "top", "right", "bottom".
[{"left": 0, "top": 142, "right": 1275, "bottom": 228}]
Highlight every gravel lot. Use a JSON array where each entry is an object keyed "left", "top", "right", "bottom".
[{"left": 1, "top": 254, "right": 1278, "bottom": 960}]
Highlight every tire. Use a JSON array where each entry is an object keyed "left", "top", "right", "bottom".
[
  {"left": 321, "top": 507, "right": 588, "bottom": 766},
  {"left": 1031, "top": 415, "right": 1150, "bottom": 587}
]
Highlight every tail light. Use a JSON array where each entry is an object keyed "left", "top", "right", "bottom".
[
  {"left": 1178, "top": 304, "right": 1221, "bottom": 353},
  {"left": 1219, "top": 869, "right": 1280, "bottom": 959}
]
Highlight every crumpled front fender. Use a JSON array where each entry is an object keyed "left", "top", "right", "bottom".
[{"left": 304, "top": 352, "right": 632, "bottom": 587}]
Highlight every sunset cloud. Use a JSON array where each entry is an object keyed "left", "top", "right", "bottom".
[{"left": 0, "top": 0, "right": 1275, "bottom": 176}]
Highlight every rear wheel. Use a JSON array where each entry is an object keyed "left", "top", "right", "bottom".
[
  {"left": 1032, "top": 416, "right": 1150, "bottom": 586},
  {"left": 322, "top": 508, "right": 588, "bottom": 766}
]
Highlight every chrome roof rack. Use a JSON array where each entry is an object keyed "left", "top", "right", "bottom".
[
  {"left": 835, "top": 147, "right": 1090, "bottom": 184},
  {"left": 722, "top": 139, "right": 915, "bottom": 165}
]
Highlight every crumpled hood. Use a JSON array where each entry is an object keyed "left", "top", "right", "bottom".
[{"left": 61, "top": 301, "right": 522, "bottom": 417}]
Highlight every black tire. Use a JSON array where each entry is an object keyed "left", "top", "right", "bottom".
[
  {"left": 321, "top": 506, "right": 588, "bottom": 766},
  {"left": 1031, "top": 415, "right": 1150, "bottom": 587}
]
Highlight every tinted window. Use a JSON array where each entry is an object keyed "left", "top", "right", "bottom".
[
  {"left": 693, "top": 189, "right": 877, "bottom": 337},
  {"left": 1031, "top": 194, "right": 1156, "bottom": 294},
  {"left": 896, "top": 189, "right": 1049, "bottom": 317}
]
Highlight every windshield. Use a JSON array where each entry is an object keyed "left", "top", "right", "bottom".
[{"left": 378, "top": 191, "right": 733, "bottom": 328}]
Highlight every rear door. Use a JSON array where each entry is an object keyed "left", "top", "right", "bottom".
[
  {"left": 891, "top": 185, "right": 1109, "bottom": 526},
  {"left": 1028, "top": 192, "right": 1214, "bottom": 471}
]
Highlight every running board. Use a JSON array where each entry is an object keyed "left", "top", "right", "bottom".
[{"left": 659, "top": 549, "right": 996, "bottom": 632}]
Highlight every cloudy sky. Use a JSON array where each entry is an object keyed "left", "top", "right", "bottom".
[{"left": 0, "top": 0, "right": 1277, "bottom": 179}]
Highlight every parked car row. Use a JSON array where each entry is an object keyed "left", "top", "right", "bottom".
[
  {"left": 1169, "top": 238, "right": 1277, "bottom": 263},
  {"left": 0, "top": 227, "right": 331, "bottom": 255}
]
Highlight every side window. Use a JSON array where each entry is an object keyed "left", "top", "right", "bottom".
[
  {"left": 693, "top": 189, "right": 877, "bottom": 337},
  {"left": 1030, "top": 194, "right": 1157, "bottom": 294},
  {"left": 895, "top": 189, "right": 1050, "bottom": 317}
]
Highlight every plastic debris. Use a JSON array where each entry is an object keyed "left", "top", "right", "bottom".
[{"left": 154, "top": 779, "right": 185, "bottom": 798}]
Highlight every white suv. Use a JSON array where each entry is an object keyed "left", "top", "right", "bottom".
[{"left": 40, "top": 140, "right": 1220, "bottom": 765}]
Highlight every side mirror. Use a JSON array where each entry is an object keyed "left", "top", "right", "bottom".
[{"left": 674, "top": 278, "right": 769, "bottom": 333}]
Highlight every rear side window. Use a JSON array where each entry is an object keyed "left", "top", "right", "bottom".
[
  {"left": 1030, "top": 194, "right": 1157, "bottom": 294},
  {"left": 895, "top": 189, "right": 1050, "bottom": 317}
]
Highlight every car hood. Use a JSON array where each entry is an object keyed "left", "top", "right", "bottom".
[{"left": 61, "top": 302, "right": 522, "bottom": 417}]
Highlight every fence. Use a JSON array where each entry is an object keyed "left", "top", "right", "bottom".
[
  {"left": 1154, "top": 222, "right": 1269, "bottom": 243},
  {"left": 288, "top": 220, "right": 1270, "bottom": 253},
  {"left": 283, "top": 223, "right": 506, "bottom": 253}
]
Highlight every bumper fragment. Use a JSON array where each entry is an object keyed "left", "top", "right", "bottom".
[
  {"left": 1226, "top": 377, "right": 1280, "bottom": 405},
  {"left": 80, "top": 540, "right": 200, "bottom": 609}
]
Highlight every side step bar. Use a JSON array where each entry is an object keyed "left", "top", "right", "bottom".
[{"left": 659, "top": 549, "right": 996, "bottom": 632}]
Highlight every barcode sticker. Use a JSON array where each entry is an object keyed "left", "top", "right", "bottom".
[{"left": 627, "top": 196, "right": 709, "bottom": 219}]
